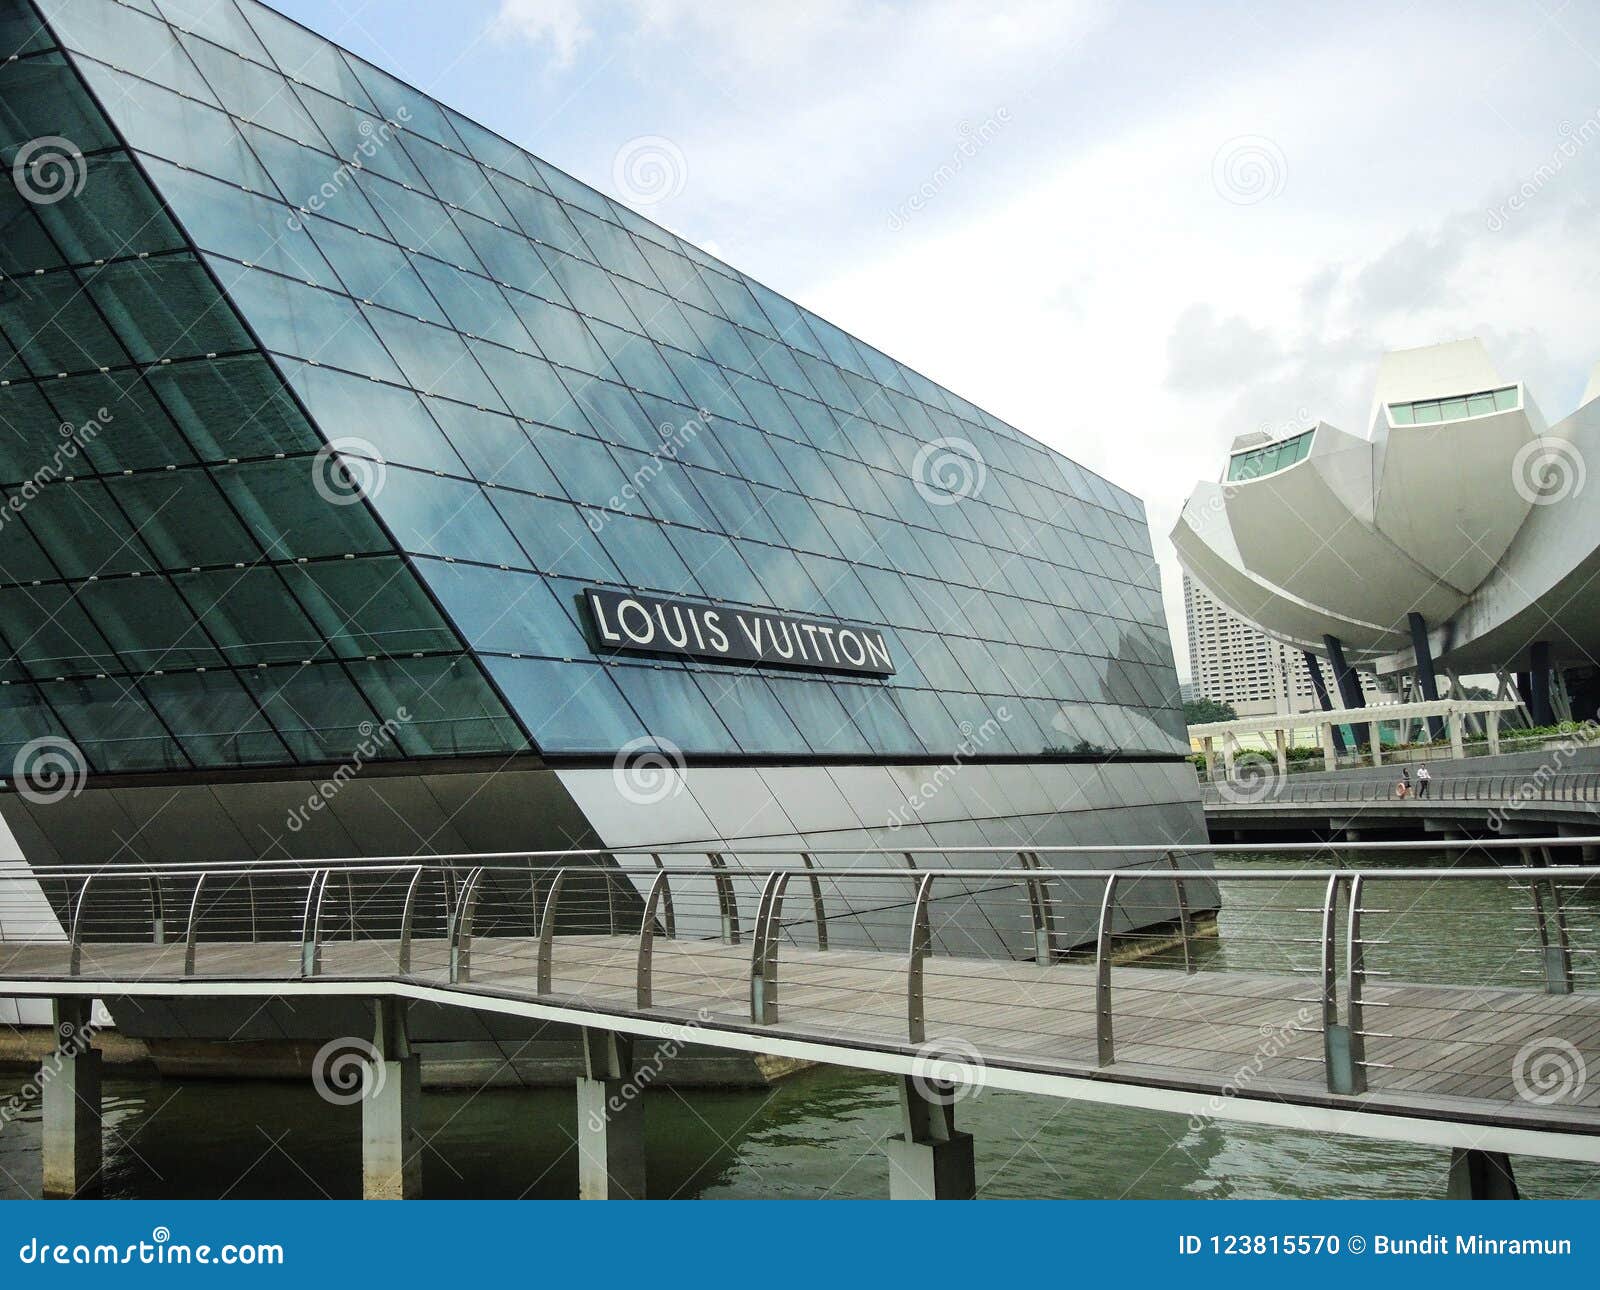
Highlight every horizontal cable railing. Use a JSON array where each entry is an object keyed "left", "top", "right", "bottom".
[
  {"left": 2, "top": 840, "right": 1597, "bottom": 1112},
  {"left": 1200, "top": 768, "right": 1600, "bottom": 805}
]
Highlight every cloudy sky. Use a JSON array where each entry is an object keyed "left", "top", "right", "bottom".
[{"left": 273, "top": 0, "right": 1600, "bottom": 676}]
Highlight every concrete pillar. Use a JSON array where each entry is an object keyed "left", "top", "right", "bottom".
[
  {"left": 884, "top": 1076, "right": 976, "bottom": 1200},
  {"left": 1273, "top": 727, "right": 1287, "bottom": 777},
  {"left": 1222, "top": 736, "right": 1236, "bottom": 780},
  {"left": 1319, "top": 721, "right": 1337, "bottom": 772},
  {"left": 1407, "top": 613, "right": 1445, "bottom": 741},
  {"left": 1448, "top": 710, "right": 1465, "bottom": 760},
  {"left": 1446, "top": 1148, "right": 1518, "bottom": 1199},
  {"left": 1304, "top": 649, "right": 1347, "bottom": 754},
  {"left": 1369, "top": 723, "right": 1382, "bottom": 766},
  {"left": 42, "top": 998, "right": 100, "bottom": 1199},
  {"left": 1323, "top": 634, "right": 1368, "bottom": 750},
  {"left": 1530, "top": 642, "right": 1554, "bottom": 726},
  {"left": 576, "top": 1029, "right": 645, "bottom": 1199},
  {"left": 1202, "top": 737, "right": 1216, "bottom": 781},
  {"left": 362, "top": 998, "right": 422, "bottom": 1199},
  {"left": 1486, "top": 709, "right": 1501, "bottom": 756}
]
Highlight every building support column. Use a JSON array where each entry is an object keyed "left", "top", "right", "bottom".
[
  {"left": 1319, "top": 721, "right": 1337, "bottom": 772},
  {"left": 1529, "top": 642, "right": 1555, "bottom": 727},
  {"left": 1202, "top": 737, "right": 1216, "bottom": 781},
  {"left": 1369, "top": 722, "right": 1382, "bottom": 766},
  {"left": 1446, "top": 1148, "right": 1518, "bottom": 1199},
  {"left": 884, "top": 1076, "right": 976, "bottom": 1199},
  {"left": 576, "top": 1029, "right": 645, "bottom": 1199},
  {"left": 1407, "top": 613, "right": 1445, "bottom": 741},
  {"left": 42, "top": 998, "right": 100, "bottom": 1200},
  {"left": 1222, "top": 736, "right": 1236, "bottom": 780},
  {"left": 362, "top": 998, "right": 421, "bottom": 1199},
  {"left": 1303, "top": 650, "right": 1346, "bottom": 754},
  {"left": 1323, "top": 635, "right": 1368, "bottom": 750},
  {"left": 1448, "top": 710, "right": 1465, "bottom": 761},
  {"left": 1273, "top": 727, "right": 1287, "bottom": 778},
  {"left": 1486, "top": 709, "right": 1501, "bottom": 756}
]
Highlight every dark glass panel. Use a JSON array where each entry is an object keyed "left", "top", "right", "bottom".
[
  {"left": 52, "top": 370, "right": 188, "bottom": 473},
  {"left": 47, "top": 675, "right": 187, "bottom": 770},
  {"left": 240, "top": 660, "right": 385, "bottom": 762},
  {"left": 347, "top": 655, "right": 525, "bottom": 756},
  {"left": 0, "top": 185, "right": 61, "bottom": 274},
  {"left": 75, "top": 574, "right": 220, "bottom": 670},
  {"left": 481, "top": 656, "right": 645, "bottom": 754},
  {"left": 0, "top": 53, "right": 118, "bottom": 161},
  {"left": 0, "top": 679, "right": 64, "bottom": 764},
  {"left": 211, "top": 259, "right": 401, "bottom": 380},
  {"left": 366, "top": 467, "right": 526, "bottom": 566},
  {"left": 33, "top": 152, "right": 184, "bottom": 263},
  {"left": 0, "top": 582, "right": 118, "bottom": 675},
  {"left": 0, "top": 380, "right": 73, "bottom": 481},
  {"left": 0, "top": 269, "right": 127, "bottom": 374},
  {"left": 213, "top": 457, "right": 391, "bottom": 558},
  {"left": 283, "top": 555, "right": 459, "bottom": 657},
  {"left": 173, "top": 565, "right": 325, "bottom": 663},
  {"left": 77, "top": 67, "right": 266, "bottom": 189},
  {"left": 0, "top": 499, "right": 58, "bottom": 581},
  {"left": 82, "top": 255, "right": 253, "bottom": 363},
  {"left": 108, "top": 467, "right": 259, "bottom": 567},
  {"left": 141, "top": 668, "right": 289, "bottom": 765},
  {"left": 0, "top": 0, "right": 51, "bottom": 57},
  {"left": 21, "top": 479, "right": 153, "bottom": 576},
  {"left": 150, "top": 353, "right": 321, "bottom": 461}
]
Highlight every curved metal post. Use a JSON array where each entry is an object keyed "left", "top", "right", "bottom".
[
  {"left": 246, "top": 873, "right": 257, "bottom": 944},
  {"left": 649, "top": 854, "right": 675, "bottom": 939},
  {"left": 708, "top": 852, "right": 739, "bottom": 945},
  {"left": 1093, "top": 873, "right": 1119, "bottom": 1066},
  {"left": 147, "top": 876, "right": 165, "bottom": 947},
  {"left": 1165, "top": 851, "right": 1195, "bottom": 974},
  {"left": 1344, "top": 874, "right": 1369, "bottom": 1093},
  {"left": 636, "top": 868, "right": 670, "bottom": 1009},
  {"left": 67, "top": 876, "right": 94, "bottom": 977},
  {"left": 536, "top": 869, "right": 568, "bottom": 994},
  {"left": 750, "top": 871, "right": 791, "bottom": 1023},
  {"left": 1320, "top": 873, "right": 1361, "bottom": 1093},
  {"left": 800, "top": 852, "right": 827, "bottom": 950},
  {"left": 907, "top": 872, "right": 935, "bottom": 1044},
  {"left": 185, "top": 872, "right": 210, "bottom": 977},
  {"left": 1020, "top": 851, "right": 1057, "bottom": 965},
  {"left": 397, "top": 867, "right": 424, "bottom": 975},
  {"left": 1530, "top": 845, "right": 1574, "bottom": 994},
  {"left": 301, "top": 869, "right": 331, "bottom": 978},
  {"left": 450, "top": 866, "right": 485, "bottom": 985}
]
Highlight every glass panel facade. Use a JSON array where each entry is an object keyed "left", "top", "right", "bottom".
[
  {"left": 0, "top": 0, "right": 1188, "bottom": 778},
  {"left": 1225, "top": 429, "right": 1315, "bottom": 482},
  {"left": 1387, "top": 385, "right": 1520, "bottom": 425}
]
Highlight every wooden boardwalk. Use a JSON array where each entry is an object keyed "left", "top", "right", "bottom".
[{"left": 5, "top": 932, "right": 1598, "bottom": 1138}]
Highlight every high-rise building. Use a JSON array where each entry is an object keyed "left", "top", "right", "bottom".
[{"left": 0, "top": 0, "right": 1208, "bottom": 1000}]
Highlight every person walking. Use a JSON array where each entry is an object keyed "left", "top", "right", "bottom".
[
  {"left": 1396, "top": 767, "right": 1412, "bottom": 799},
  {"left": 1416, "top": 763, "right": 1432, "bottom": 798}
]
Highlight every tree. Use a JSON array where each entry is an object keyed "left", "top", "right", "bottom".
[{"left": 1183, "top": 697, "right": 1237, "bottom": 726}]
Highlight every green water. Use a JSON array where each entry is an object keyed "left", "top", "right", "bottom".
[{"left": 1, "top": 857, "right": 1596, "bottom": 1200}]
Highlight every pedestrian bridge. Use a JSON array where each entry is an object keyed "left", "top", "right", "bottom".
[{"left": 2, "top": 840, "right": 1597, "bottom": 1199}]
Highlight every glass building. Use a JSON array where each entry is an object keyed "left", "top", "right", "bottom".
[{"left": 0, "top": 0, "right": 1206, "bottom": 967}]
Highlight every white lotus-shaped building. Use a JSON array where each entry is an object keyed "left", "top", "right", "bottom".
[{"left": 1172, "top": 338, "right": 1600, "bottom": 725}]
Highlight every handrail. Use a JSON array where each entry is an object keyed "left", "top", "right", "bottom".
[
  {"left": 449, "top": 866, "right": 486, "bottom": 985},
  {"left": 67, "top": 875, "right": 94, "bottom": 976},
  {"left": 185, "top": 871, "right": 210, "bottom": 977},
  {"left": 397, "top": 868, "right": 424, "bottom": 975},
  {"left": 1093, "top": 874, "right": 1119, "bottom": 1066},
  {"left": 906, "top": 872, "right": 935, "bottom": 1045},
  {"left": 536, "top": 869, "right": 568, "bottom": 994},
  {"left": 636, "top": 868, "right": 670, "bottom": 1009}
]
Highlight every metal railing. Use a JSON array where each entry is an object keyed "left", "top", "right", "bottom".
[
  {"left": 2, "top": 840, "right": 1597, "bottom": 1105},
  {"left": 1200, "top": 769, "right": 1600, "bottom": 806}
]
